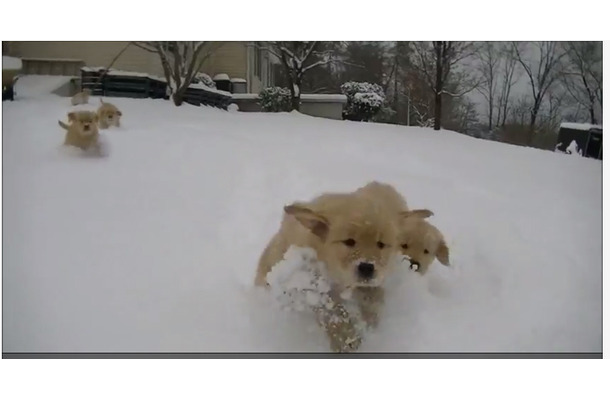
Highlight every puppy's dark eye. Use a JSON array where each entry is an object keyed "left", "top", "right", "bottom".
[
  {"left": 424, "top": 249, "right": 430, "bottom": 254},
  {"left": 342, "top": 239, "right": 356, "bottom": 247},
  {"left": 377, "top": 241, "right": 385, "bottom": 249},
  {"left": 401, "top": 243, "right": 409, "bottom": 249}
]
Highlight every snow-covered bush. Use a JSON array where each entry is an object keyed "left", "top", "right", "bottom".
[
  {"left": 258, "top": 86, "right": 292, "bottom": 112},
  {"left": 192, "top": 72, "right": 216, "bottom": 89},
  {"left": 341, "top": 81, "right": 386, "bottom": 122}
]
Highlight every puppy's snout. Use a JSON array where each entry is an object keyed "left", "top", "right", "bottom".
[
  {"left": 83, "top": 123, "right": 90, "bottom": 130},
  {"left": 409, "top": 260, "right": 420, "bottom": 272},
  {"left": 357, "top": 262, "right": 375, "bottom": 279}
]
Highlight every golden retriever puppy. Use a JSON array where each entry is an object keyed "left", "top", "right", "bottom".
[
  {"left": 354, "top": 181, "right": 448, "bottom": 274},
  {"left": 397, "top": 214, "right": 450, "bottom": 275},
  {"left": 58, "top": 111, "right": 102, "bottom": 153},
  {"left": 97, "top": 99, "right": 122, "bottom": 129},
  {"left": 71, "top": 88, "right": 91, "bottom": 106},
  {"left": 255, "top": 186, "right": 402, "bottom": 352}
]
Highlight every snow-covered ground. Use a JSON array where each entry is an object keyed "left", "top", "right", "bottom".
[{"left": 2, "top": 76, "right": 602, "bottom": 353}]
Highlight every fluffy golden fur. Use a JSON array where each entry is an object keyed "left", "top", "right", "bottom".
[
  {"left": 355, "top": 181, "right": 449, "bottom": 274},
  {"left": 397, "top": 215, "right": 450, "bottom": 275},
  {"left": 58, "top": 111, "right": 101, "bottom": 152},
  {"left": 255, "top": 184, "right": 405, "bottom": 352},
  {"left": 70, "top": 88, "right": 91, "bottom": 106},
  {"left": 97, "top": 99, "right": 122, "bottom": 129}
]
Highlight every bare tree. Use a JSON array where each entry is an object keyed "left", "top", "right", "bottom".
[
  {"left": 132, "top": 41, "right": 222, "bottom": 106},
  {"left": 495, "top": 43, "right": 519, "bottom": 128},
  {"left": 512, "top": 41, "right": 565, "bottom": 144},
  {"left": 474, "top": 42, "right": 499, "bottom": 131},
  {"left": 410, "top": 41, "right": 479, "bottom": 131},
  {"left": 257, "top": 42, "right": 335, "bottom": 111},
  {"left": 560, "top": 41, "right": 602, "bottom": 124}
]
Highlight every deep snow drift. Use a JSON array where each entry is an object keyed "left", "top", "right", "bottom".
[{"left": 2, "top": 76, "right": 602, "bottom": 352}]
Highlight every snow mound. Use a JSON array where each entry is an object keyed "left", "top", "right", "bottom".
[
  {"left": 266, "top": 246, "right": 333, "bottom": 312},
  {"left": 566, "top": 140, "right": 582, "bottom": 156},
  {"left": 213, "top": 73, "right": 230, "bottom": 81}
]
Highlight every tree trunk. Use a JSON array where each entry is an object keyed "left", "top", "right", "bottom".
[
  {"left": 433, "top": 44, "right": 443, "bottom": 131},
  {"left": 527, "top": 110, "right": 537, "bottom": 146},
  {"left": 589, "top": 106, "right": 597, "bottom": 125},
  {"left": 291, "top": 74, "right": 302, "bottom": 111},
  {"left": 172, "top": 84, "right": 188, "bottom": 106}
]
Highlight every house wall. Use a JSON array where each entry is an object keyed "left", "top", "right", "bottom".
[
  {"left": 5, "top": 41, "right": 248, "bottom": 82},
  {"left": 6, "top": 41, "right": 165, "bottom": 76}
]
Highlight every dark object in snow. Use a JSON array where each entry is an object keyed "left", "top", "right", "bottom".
[
  {"left": 213, "top": 74, "right": 232, "bottom": 93},
  {"left": 3, "top": 68, "right": 20, "bottom": 101},
  {"left": 556, "top": 122, "right": 603, "bottom": 160},
  {"left": 79, "top": 67, "right": 233, "bottom": 110},
  {"left": 2, "top": 84, "right": 15, "bottom": 101}
]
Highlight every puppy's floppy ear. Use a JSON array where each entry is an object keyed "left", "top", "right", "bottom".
[
  {"left": 436, "top": 239, "right": 450, "bottom": 266},
  {"left": 67, "top": 112, "right": 77, "bottom": 122},
  {"left": 400, "top": 209, "right": 434, "bottom": 219},
  {"left": 284, "top": 203, "right": 329, "bottom": 241}
]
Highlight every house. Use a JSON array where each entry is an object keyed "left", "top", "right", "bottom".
[
  {"left": 556, "top": 122, "right": 603, "bottom": 160},
  {"left": 3, "top": 41, "right": 277, "bottom": 94},
  {"left": 3, "top": 41, "right": 347, "bottom": 120}
]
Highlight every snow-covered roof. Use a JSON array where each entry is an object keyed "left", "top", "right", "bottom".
[
  {"left": 81, "top": 66, "right": 107, "bottom": 72},
  {"left": 230, "top": 78, "right": 247, "bottom": 83},
  {"left": 107, "top": 70, "right": 149, "bottom": 77},
  {"left": 560, "top": 122, "right": 603, "bottom": 132},
  {"left": 213, "top": 73, "right": 230, "bottom": 81},
  {"left": 3, "top": 56, "right": 22, "bottom": 71}
]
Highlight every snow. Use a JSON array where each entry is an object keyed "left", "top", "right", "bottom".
[
  {"left": 560, "top": 122, "right": 603, "bottom": 131},
  {"left": 213, "top": 73, "right": 230, "bottom": 81},
  {"left": 187, "top": 82, "right": 231, "bottom": 97},
  {"left": 230, "top": 78, "right": 247, "bottom": 83},
  {"left": 3, "top": 56, "right": 22, "bottom": 70},
  {"left": 353, "top": 92, "right": 384, "bottom": 107},
  {"left": 2, "top": 76, "right": 602, "bottom": 353},
  {"left": 566, "top": 140, "right": 582, "bottom": 156},
  {"left": 266, "top": 246, "right": 333, "bottom": 312},
  {"left": 107, "top": 70, "right": 149, "bottom": 77},
  {"left": 231, "top": 93, "right": 347, "bottom": 103},
  {"left": 231, "top": 93, "right": 259, "bottom": 100}
]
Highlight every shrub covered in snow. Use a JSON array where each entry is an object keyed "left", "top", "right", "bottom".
[
  {"left": 341, "top": 81, "right": 386, "bottom": 122},
  {"left": 192, "top": 72, "right": 216, "bottom": 89},
  {"left": 258, "top": 86, "right": 292, "bottom": 112}
]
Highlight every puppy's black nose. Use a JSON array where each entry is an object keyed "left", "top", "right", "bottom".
[
  {"left": 357, "top": 262, "right": 375, "bottom": 279},
  {"left": 409, "top": 261, "right": 420, "bottom": 272}
]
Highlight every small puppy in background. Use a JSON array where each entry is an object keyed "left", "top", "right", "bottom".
[
  {"left": 71, "top": 88, "right": 91, "bottom": 106},
  {"left": 255, "top": 185, "right": 402, "bottom": 352},
  {"left": 97, "top": 99, "right": 122, "bottom": 129},
  {"left": 355, "top": 181, "right": 449, "bottom": 274},
  {"left": 58, "top": 111, "right": 104, "bottom": 155},
  {"left": 397, "top": 212, "right": 450, "bottom": 275}
]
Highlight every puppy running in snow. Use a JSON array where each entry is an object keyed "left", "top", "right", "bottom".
[
  {"left": 355, "top": 181, "right": 450, "bottom": 274},
  {"left": 97, "top": 98, "right": 122, "bottom": 129},
  {"left": 58, "top": 111, "right": 104, "bottom": 155},
  {"left": 255, "top": 183, "right": 408, "bottom": 352},
  {"left": 71, "top": 88, "right": 91, "bottom": 106}
]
